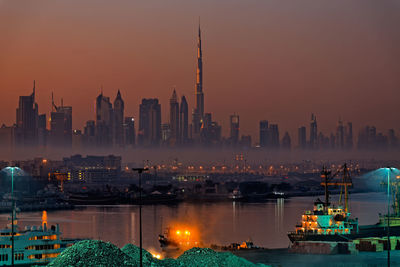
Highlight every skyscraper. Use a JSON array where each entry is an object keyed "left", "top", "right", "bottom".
[
  {"left": 282, "top": 132, "right": 291, "bottom": 150},
  {"left": 309, "top": 113, "right": 318, "bottom": 149},
  {"left": 124, "top": 117, "right": 135, "bottom": 147},
  {"left": 169, "top": 89, "right": 180, "bottom": 144},
  {"left": 269, "top": 124, "right": 280, "bottom": 149},
  {"left": 16, "top": 81, "right": 38, "bottom": 146},
  {"left": 113, "top": 90, "right": 124, "bottom": 147},
  {"left": 179, "top": 95, "right": 189, "bottom": 144},
  {"left": 192, "top": 22, "right": 204, "bottom": 138},
  {"left": 298, "top": 126, "right": 307, "bottom": 149},
  {"left": 138, "top": 98, "right": 161, "bottom": 146},
  {"left": 345, "top": 122, "right": 353, "bottom": 149},
  {"left": 335, "top": 119, "right": 344, "bottom": 149},
  {"left": 95, "top": 92, "right": 113, "bottom": 146},
  {"left": 50, "top": 100, "right": 72, "bottom": 148},
  {"left": 259, "top": 120, "right": 269, "bottom": 148},
  {"left": 230, "top": 114, "right": 240, "bottom": 146}
]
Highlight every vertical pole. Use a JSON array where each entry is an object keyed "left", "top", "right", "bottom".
[
  {"left": 11, "top": 167, "right": 14, "bottom": 267},
  {"left": 387, "top": 168, "right": 390, "bottom": 267},
  {"left": 139, "top": 170, "right": 142, "bottom": 267}
]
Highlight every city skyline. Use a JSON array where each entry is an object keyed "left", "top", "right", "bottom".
[{"left": 0, "top": 1, "right": 399, "bottom": 140}]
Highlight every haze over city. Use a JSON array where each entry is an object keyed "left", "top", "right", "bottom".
[{"left": 0, "top": 0, "right": 399, "bottom": 140}]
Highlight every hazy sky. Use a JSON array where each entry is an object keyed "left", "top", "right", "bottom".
[{"left": 0, "top": 0, "right": 399, "bottom": 140}]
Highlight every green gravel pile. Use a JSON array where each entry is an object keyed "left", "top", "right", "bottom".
[
  {"left": 176, "top": 247, "right": 266, "bottom": 267},
  {"left": 48, "top": 240, "right": 131, "bottom": 267},
  {"left": 47, "top": 240, "right": 268, "bottom": 267},
  {"left": 121, "top": 243, "right": 160, "bottom": 266}
]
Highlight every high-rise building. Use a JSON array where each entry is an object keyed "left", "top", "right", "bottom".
[
  {"left": 269, "top": 124, "right": 280, "bottom": 149},
  {"left": 192, "top": 22, "right": 204, "bottom": 138},
  {"left": 335, "top": 119, "right": 344, "bottom": 149},
  {"left": 95, "top": 92, "right": 113, "bottom": 146},
  {"left": 50, "top": 97, "right": 72, "bottom": 147},
  {"left": 161, "top": 123, "right": 171, "bottom": 144},
  {"left": 169, "top": 89, "right": 180, "bottom": 144},
  {"left": 83, "top": 120, "right": 96, "bottom": 147},
  {"left": 179, "top": 95, "right": 189, "bottom": 144},
  {"left": 298, "top": 126, "right": 307, "bottom": 149},
  {"left": 15, "top": 81, "right": 38, "bottom": 147},
  {"left": 124, "top": 117, "right": 135, "bottom": 147},
  {"left": 113, "top": 90, "right": 124, "bottom": 147},
  {"left": 309, "top": 113, "right": 318, "bottom": 149},
  {"left": 138, "top": 98, "right": 161, "bottom": 146},
  {"left": 259, "top": 120, "right": 269, "bottom": 148},
  {"left": 345, "top": 122, "right": 353, "bottom": 149},
  {"left": 37, "top": 114, "right": 47, "bottom": 147},
  {"left": 230, "top": 114, "right": 239, "bottom": 146},
  {"left": 281, "top": 132, "right": 291, "bottom": 150}
]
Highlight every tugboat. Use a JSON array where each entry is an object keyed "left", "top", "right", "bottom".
[
  {"left": 159, "top": 227, "right": 201, "bottom": 251},
  {"left": 288, "top": 164, "right": 400, "bottom": 243}
]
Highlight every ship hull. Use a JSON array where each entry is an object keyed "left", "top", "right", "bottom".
[{"left": 288, "top": 224, "right": 400, "bottom": 243}]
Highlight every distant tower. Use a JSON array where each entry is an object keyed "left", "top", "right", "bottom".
[
  {"left": 309, "top": 114, "right": 318, "bottom": 149},
  {"left": 124, "top": 117, "right": 135, "bottom": 147},
  {"left": 16, "top": 80, "right": 39, "bottom": 147},
  {"left": 259, "top": 120, "right": 269, "bottom": 148},
  {"left": 336, "top": 119, "right": 344, "bottom": 149},
  {"left": 113, "top": 90, "right": 124, "bottom": 147},
  {"left": 138, "top": 99, "right": 161, "bottom": 146},
  {"left": 180, "top": 95, "right": 189, "bottom": 144},
  {"left": 95, "top": 91, "right": 113, "bottom": 146},
  {"left": 298, "top": 126, "right": 307, "bottom": 149},
  {"left": 50, "top": 96, "right": 72, "bottom": 148},
  {"left": 282, "top": 132, "right": 291, "bottom": 150},
  {"left": 230, "top": 114, "right": 240, "bottom": 146},
  {"left": 269, "top": 124, "right": 280, "bottom": 149},
  {"left": 169, "top": 89, "right": 180, "bottom": 144},
  {"left": 192, "top": 21, "right": 204, "bottom": 138}
]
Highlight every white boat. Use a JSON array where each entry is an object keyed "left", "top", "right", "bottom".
[{"left": 0, "top": 211, "right": 75, "bottom": 266}]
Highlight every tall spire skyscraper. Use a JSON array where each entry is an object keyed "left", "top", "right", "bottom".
[
  {"left": 192, "top": 20, "right": 204, "bottom": 139},
  {"left": 195, "top": 21, "right": 204, "bottom": 117}
]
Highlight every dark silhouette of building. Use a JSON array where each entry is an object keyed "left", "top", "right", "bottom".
[
  {"left": 96, "top": 92, "right": 113, "bottom": 147},
  {"left": 282, "top": 132, "right": 291, "bottom": 150},
  {"left": 83, "top": 120, "right": 96, "bottom": 147},
  {"left": 335, "top": 119, "right": 344, "bottom": 149},
  {"left": 192, "top": 22, "right": 204, "bottom": 139},
  {"left": 269, "top": 124, "right": 280, "bottom": 149},
  {"left": 113, "top": 90, "right": 124, "bottom": 147},
  {"left": 16, "top": 81, "right": 38, "bottom": 147},
  {"left": 298, "top": 126, "right": 307, "bottom": 149},
  {"left": 259, "top": 120, "right": 269, "bottom": 148},
  {"left": 309, "top": 113, "right": 318, "bottom": 149},
  {"left": 169, "top": 89, "right": 179, "bottom": 145},
  {"left": 200, "top": 113, "right": 221, "bottom": 146},
  {"left": 345, "top": 122, "right": 353, "bottom": 149},
  {"left": 230, "top": 114, "right": 239, "bottom": 146},
  {"left": 50, "top": 96, "right": 72, "bottom": 147},
  {"left": 179, "top": 95, "right": 189, "bottom": 144},
  {"left": 124, "top": 117, "right": 135, "bottom": 147},
  {"left": 138, "top": 98, "right": 161, "bottom": 146},
  {"left": 38, "top": 114, "right": 47, "bottom": 147},
  {"left": 240, "top": 135, "right": 252, "bottom": 148}
]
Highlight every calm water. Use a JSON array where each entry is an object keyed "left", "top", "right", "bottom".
[{"left": 0, "top": 192, "right": 387, "bottom": 251}]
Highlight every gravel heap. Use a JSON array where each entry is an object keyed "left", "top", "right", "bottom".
[
  {"left": 176, "top": 247, "right": 265, "bottom": 267},
  {"left": 47, "top": 241, "right": 267, "bottom": 267},
  {"left": 121, "top": 243, "right": 160, "bottom": 266},
  {"left": 48, "top": 240, "right": 132, "bottom": 267}
]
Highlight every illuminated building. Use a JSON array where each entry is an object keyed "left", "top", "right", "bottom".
[
  {"left": 113, "top": 90, "right": 124, "bottom": 147},
  {"left": 192, "top": 22, "right": 204, "bottom": 139}
]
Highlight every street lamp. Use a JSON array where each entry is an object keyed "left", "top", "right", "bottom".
[
  {"left": 2, "top": 166, "right": 22, "bottom": 267},
  {"left": 132, "top": 167, "right": 149, "bottom": 267}
]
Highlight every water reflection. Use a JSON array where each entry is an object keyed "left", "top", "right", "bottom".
[{"left": 0, "top": 193, "right": 387, "bottom": 250}]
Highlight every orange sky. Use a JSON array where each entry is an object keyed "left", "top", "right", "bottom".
[{"left": 0, "top": 0, "right": 399, "bottom": 140}]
